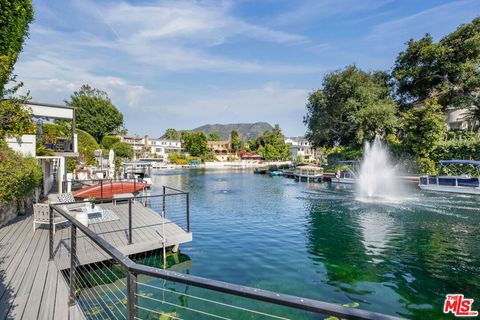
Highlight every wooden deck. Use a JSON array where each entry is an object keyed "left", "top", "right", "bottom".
[
  {"left": 0, "top": 201, "right": 192, "bottom": 319},
  {"left": 0, "top": 214, "right": 84, "bottom": 320},
  {"left": 53, "top": 202, "right": 192, "bottom": 270}
]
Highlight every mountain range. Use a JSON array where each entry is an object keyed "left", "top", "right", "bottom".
[{"left": 191, "top": 122, "right": 274, "bottom": 141}]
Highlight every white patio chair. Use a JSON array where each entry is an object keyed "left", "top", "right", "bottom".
[{"left": 33, "top": 203, "right": 68, "bottom": 233}]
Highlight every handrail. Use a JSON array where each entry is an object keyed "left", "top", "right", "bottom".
[{"left": 49, "top": 197, "right": 403, "bottom": 320}]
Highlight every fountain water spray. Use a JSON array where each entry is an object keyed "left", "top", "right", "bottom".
[{"left": 356, "top": 136, "right": 405, "bottom": 202}]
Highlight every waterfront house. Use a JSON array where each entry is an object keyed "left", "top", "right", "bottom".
[
  {"left": 208, "top": 140, "right": 235, "bottom": 161},
  {"left": 285, "top": 137, "right": 317, "bottom": 163},
  {"left": 117, "top": 134, "right": 148, "bottom": 158},
  {"left": 147, "top": 138, "right": 183, "bottom": 162}
]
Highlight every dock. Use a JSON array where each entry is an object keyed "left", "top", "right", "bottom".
[
  {"left": 0, "top": 193, "right": 192, "bottom": 319},
  {"left": 53, "top": 202, "right": 192, "bottom": 270}
]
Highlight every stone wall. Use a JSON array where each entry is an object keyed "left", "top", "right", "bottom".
[{"left": 0, "top": 188, "right": 41, "bottom": 227}]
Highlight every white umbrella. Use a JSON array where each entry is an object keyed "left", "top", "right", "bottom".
[{"left": 108, "top": 149, "right": 115, "bottom": 178}]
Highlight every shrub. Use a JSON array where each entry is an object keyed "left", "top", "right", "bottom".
[
  {"left": 0, "top": 141, "right": 42, "bottom": 204},
  {"left": 101, "top": 135, "right": 120, "bottom": 150},
  {"left": 111, "top": 142, "right": 133, "bottom": 159},
  {"left": 76, "top": 128, "right": 100, "bottom": 165}
]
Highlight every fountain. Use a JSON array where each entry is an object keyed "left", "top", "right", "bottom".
[{"left": 356, "top": 136, "right": 405, "bottom": 202}]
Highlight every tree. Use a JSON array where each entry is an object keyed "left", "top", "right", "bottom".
[
  {"left": 392, "top": 17, "right": 480, "bottom": 114},
  {"left": 230, "top": 130, "right": 244, "bottom": 154},
  {"left": 208, "top": 132, "right": 221, "bottom": 141},
  {"left": 164, "top": 128, "right": 180, "bottom": 140},
  {"left": 249, "top": 125, "right": 291, "bottom": 161},
  {"left": 112, "top": 141, "right": 133, "bottom": 159},
  {"left": 182, "top": 132, "right": 209, "bottom": 157},
  {"left": 0, "top": 0, "right": 34, "bottom": 96},
  {"left": 0, "top": 97, "right": 35, "bottom": 139},
  {"left": 399, "top": 98, "right": 446, "bottom": 173},
  {"left": 304, "top": 65, "right": 398, "bottom": 149},
  {"left": 67, "top": 84, "right": 124, "bottom": 142},
  {"left": 101, "top": 135, "right": 120, "bottom": 150}
]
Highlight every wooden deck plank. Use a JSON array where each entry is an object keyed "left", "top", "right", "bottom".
[
  {"left": 21, "top": 231, "right": 51, "bottom": 320},
  {"left": 6, "top": 230, "right": 49, "bottom": 319},
  {"left": 37, "top": 262, "right": 59, "bottom": 320},
  {"left": 53, "top": 271, "right": 69, "bottom": 320}
]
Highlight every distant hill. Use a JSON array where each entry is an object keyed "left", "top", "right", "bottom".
[{"left": 191, "top": 122, "right": 274, "bottom": 141}]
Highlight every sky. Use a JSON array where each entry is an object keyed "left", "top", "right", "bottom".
[{"left": 14, "top": 0, "right": 480, "bottom": 137}]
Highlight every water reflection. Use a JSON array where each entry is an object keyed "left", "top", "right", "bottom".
[{"left": 304, "top": 185, "right": 480, "bottom": 319}]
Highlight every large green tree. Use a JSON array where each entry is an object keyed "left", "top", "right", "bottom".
[
  {"left": 67, "top": 84, "right": 124, "bottom": 142},
  {"left": 304, "top": 65, "right": 398, "bottom": 148},
  {"left": 249, "top": 125, "right": 290, "bottom": 161},
  {"left": 392, "top": 17, "right": 480, "bottom": 114},
  {"left": 0, "top": 0, "right": 34, "bottom": 96},
  {"left": 399, "top": 99, "right": 446, "bottom": 173},
  {"left": 164, "top": 128, "right": 180, "bottom": 140},
  {"left": 182, "top": 131, "right": 209, "bottom": 157},
  {"left": 208, "top": 132, "right": 221, "bottom": 141},
  {"left": 230, "top": 130, "right": 244, "bottom": 154}
]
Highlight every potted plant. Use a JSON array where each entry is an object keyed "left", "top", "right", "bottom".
[{"left": 87, "top": 196, "right": 96, "bottom": 210}]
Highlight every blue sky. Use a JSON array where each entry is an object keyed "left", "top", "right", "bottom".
[{"left": 14, "top": 0, "right": 480, "bottom": 137}]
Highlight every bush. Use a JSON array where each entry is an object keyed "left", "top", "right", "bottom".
[
  {"left": 417, "top": 157, "right": 437, "bottom": 175},
  {"left": 0, "top": 141, "right": 42, "bottom": 204},
  {"left": 111, "top": 142, "right": 133, "bottom": 159},
  {"left": 101, "top": 135, "right": 120, "bottom": 150},
  {"left": 76, "top": 128, "right": 100, "bottom": 165}
]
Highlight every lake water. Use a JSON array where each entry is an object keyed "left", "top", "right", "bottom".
[{"left": 79, "top": 169, "right": 480, "bottom": 320}]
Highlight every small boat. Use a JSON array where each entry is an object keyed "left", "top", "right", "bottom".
[
  {"left": 331, "top": 160, "right": 359, "bottom": 184},
  {"left": 332, "top": 170, "right": 356, "bottom": 184},
  {"left": 419, "top": 160, "right": 480, "bottom": 195},
  {"left": 254, "top": 168, "right": 268, "bottom": 174},
  {"left": 294, "top": 165, "right": 323, "bottom": 182},
  {"left": 269, "top": 171, "right": 284, "bottom": 177},
  {"left": 73, "top": 180, "right": 151, "bottom": 199}
]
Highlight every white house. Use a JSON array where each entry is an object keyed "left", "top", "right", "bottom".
[
  {"left": 148, "top": 138, "right": 183, "bottom": 162},
  {"left": 285, "top": 137, "right": 317, "bottom": 162}
]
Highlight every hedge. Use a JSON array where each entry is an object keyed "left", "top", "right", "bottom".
[{"left": 0, "top": 140, "right": 42, "bottom": 204}]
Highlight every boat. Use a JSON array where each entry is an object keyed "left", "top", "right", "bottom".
[
  {"left": 254, "top": 168, "right": 268, "bottom": 174},
  {"left": 331, "top": 161, "right": 359, "bottom": 184},
  {"left": 269, "top": 171, "right": 284, "bottom": 177},
  {"left": 72, "top": 180, "right": 151, "bottom": 199},
  {"left": 332, "top": 170, "right": 356, "bottom": 184},
  {"left": 294, "top": 165, "right": 323, "bottom": 182},
  {"left": 419, "top": 160, "right": 480, "bottom": 195}
]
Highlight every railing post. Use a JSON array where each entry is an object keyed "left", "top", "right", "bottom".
[
  {"left": 162, "top": 186, "right": 166, "bottom": 217},
  {"left": 127, "top": 270, "right": 137, "bottom": 320},
  {"left": 128, "top": 199, "right": 133, "bottom": 244},
  {"left": 186, "top": 192, "right": 190, "bottom": 232},
  {"left": 69, "top": 224, "right": 77, "bottom": 306},
  {"left": 100, "top": 180, "right": 104, "bottom": 202},
  {"left": 133, "top": 177, "right": 136, "bottom": 196},
  {"left": 49, "top": 206, "right": 54, "bottom": 261}
]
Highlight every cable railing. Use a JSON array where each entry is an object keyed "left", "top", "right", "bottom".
[
  {"left": 49, "top": 189, "right": 403, "bottom": 320},
  {"left": 65, "top": 178, "right": 151, "bottom": 201}
]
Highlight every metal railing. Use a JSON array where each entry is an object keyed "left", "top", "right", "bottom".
[
  {"left": 48, "top": 191, "right": 402, "bottom": 320},
  {"left": 65, "top": 178, "right": 151, "bottom": 201}
]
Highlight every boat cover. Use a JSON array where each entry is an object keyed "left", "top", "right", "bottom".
[{"left": 440, "top": 160, "right": 480, "bottom": 165}]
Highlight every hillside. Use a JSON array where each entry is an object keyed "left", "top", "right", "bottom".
[{"left": 191, "top": 122, "right": 274, "bottom": 140}]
